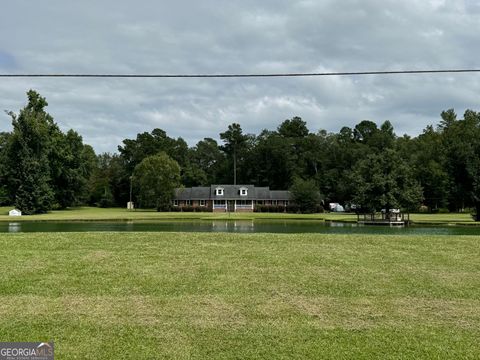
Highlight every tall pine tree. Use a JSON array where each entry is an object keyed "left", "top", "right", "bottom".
[{"left": 6, "top": 90, "right": 54, "bottom": 214}]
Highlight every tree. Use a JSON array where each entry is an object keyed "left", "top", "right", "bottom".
[
  {"left": 191, "top": 138, "right": 225, "bottom": 185},
  {"left": 411, "top": 125, "right": 449, "bottom": 211},
  {"left": 252, "top": 130, "right": 295, "bottom": 189},
  {"left": 352, "top": 149, "right": 423, "bottom": 213},
  {"left": 278, "top": 116, "right": 309, "bottom": 138},
  {"left": 0, "top": 132, "right": 11, "bottom": 205},
  {"left": 133, "top": 152, "right": 180, "bottom": 210},
  {"left": 219, "top": 123, "right": 250, "bottom": 185},
  {"left": 4, "top": 90, "right": 96, "bottom": 212},
  {"left": 49, "top": 129, "right": 95, "bottom": 208},
  {"left": 439, "top": 109, "right": 480, "bottom": 217},
  {"left": 289, "top": 177, "right": 321, "bottom": 213},
  {"left": 5, "top": 90, "right": 54, "bottom": 214}
]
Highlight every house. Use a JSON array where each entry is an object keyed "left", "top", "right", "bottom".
[
  {"left": 173, "top": 185, "right": 291, "bottom": 212},
  {"left": 8, "top": 209, "right": 22, "bottom": 216}
]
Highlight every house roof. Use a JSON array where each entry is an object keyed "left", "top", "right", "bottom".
[
  {"left": 270, "top": 190, "right": 291, "bottom": 200},
  {"left": 211, "top": 185, "right": 256, "bottom": 200},
  {"left": 175, "top": 187, "right": 210, "bottom": 200},
  {"left": 254, "top": 187, "right": 271, "bottom": 200},
  {"left": 174, "top": 185, "right": 291, "bottom": 201}
]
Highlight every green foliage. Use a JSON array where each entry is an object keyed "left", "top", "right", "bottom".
[
  {"left": 4, "top": 89, "right": 480, "bottom": 220},
  {"left": 2, "top": 90, "right": 95, "bottom": 214},
  {"left": 290, "top": 177, "right": 322, "bottom": 213},
  {"left": 277, "top": 116, "right": 309, "bottom": 138},
  {"left": 6, "top": 90, "right": 54, "bottom": 214},
  {"left": 352, "top": 149, "right": 423, "bottom": 212},
  {"left": 220, "top": 123, "right": 252, "bottom": 184},
  {"left": 133, "top": 152, "right": 181, "bottom": 210}
]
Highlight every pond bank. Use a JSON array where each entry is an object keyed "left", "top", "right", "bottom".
[{"left": 0, "top": 206, "right": 478, "bottom": 226}]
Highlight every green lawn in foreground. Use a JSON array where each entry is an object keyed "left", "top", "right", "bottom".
[
  {"left": 0, "top": 206, "right": 477, "bottom": 225},
  {"left": 0, "top": 232, "right": 479, "bottom": 359}
]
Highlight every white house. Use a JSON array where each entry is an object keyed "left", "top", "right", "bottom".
[{"left": 9, "top": 209, "right": 22, "bottom": 216}]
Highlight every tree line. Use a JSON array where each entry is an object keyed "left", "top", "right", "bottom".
[{"left": 1, "top": 90, "right": 480, "bottom": 218}]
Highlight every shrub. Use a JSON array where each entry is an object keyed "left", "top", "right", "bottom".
[
  {"left": 157, "top": 203, "right": 173, "bottom": 212},
  {"left": 254, "top": 205, "right": 286, "bottom": 213},
  {"left": 179, "top": 205, "right": 195, "bottom": 212}
]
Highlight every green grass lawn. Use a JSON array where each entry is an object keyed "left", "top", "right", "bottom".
[
  {"left": 0, "top": 232, "right": 479, "bottom": 359},
  {"left": 0, "top": 206, "right": 477, "bottom": 225},
  {"left": 0, "top": 206, "right": 325, "bottom": 222}
]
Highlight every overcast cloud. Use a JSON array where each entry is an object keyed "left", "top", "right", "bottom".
[{"left": 1, "top": 0, "right": 479, "bottom": 152}]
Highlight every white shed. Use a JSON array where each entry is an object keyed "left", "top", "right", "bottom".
[{"left": 9, "top": 209, "right": 22, "bottom": 217}]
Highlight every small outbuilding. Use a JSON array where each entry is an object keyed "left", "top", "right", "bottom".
[{"left": 9, "top": 209, "right": 22, "bottom": 217}]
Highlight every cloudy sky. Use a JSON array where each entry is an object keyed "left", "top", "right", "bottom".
[{"left": 1, "top": 0, "right": 479, "bottom": 152}]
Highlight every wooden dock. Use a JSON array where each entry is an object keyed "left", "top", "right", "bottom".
[
  {"left": 358, "top": 220, "right": 406, "bottom": 226},
  {"left": 357, "top": 212, "right": 409, "bottom": 226}
]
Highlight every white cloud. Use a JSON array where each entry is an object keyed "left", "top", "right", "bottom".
[{"left": 0, "top": 0, "right": 479, "bottom": 152}]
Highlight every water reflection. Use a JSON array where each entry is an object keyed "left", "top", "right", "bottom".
[
  {"left": 0, "top": 220, "right": 479, "bottom": 235},
  {"left": 211, "top": 220, "right": 255, "bottom": 232},
  {"left": 8, "top": 222, "right": 21, "bottom": 233}
]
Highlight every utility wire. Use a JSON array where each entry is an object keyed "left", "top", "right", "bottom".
[{"left": 0, "top": 69, "right": 479, "bottom": 78}]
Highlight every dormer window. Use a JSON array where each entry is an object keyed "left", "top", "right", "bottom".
[
  {"left": 240, "top": 187, "right": 248, "bottom": 196},
  {"left": 215, "top": 187, "right": 224, "bottom": 196}
]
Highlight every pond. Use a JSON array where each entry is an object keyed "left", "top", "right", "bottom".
[{"left": 1, "top": 220, "right": 480, "bottom": 235}]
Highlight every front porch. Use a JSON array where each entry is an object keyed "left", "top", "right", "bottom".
[{"left": 213, "top": 200, "right": 254, "bottom": 212}]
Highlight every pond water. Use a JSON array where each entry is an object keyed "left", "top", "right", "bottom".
[{"left": 1, "top": 220, "right": 480, "bottom": 235}]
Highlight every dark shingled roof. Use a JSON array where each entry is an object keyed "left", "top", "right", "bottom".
[
  {"left": 190, "top": 187, "right": 211, "bottom": 199},
  {"left": 174, "top": 185, "right": 291, "bottom": 201},
  {"left": 210, "top": 185, "right": 256, "bottom": 200},
  {"left": 175, "top": 187, "right": 210, "bottom": 200},
  {"left": 254, "top": 187, "right": 271, "bottom": 200},
  {"left": 174, "top": 188, "right": 191, "bottom": 200},
  {"left": 270, "top": 190, "right": 291, "bottom": 200}
]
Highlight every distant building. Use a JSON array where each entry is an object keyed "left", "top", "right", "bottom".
[
  {"left": 329, "top": 203, "right": 345, "bottom": 212},
  {"left": 173, "top": 185, "right": 291, "bottom": 212},
  {"left": 9, "top": 209, "right": 22, "bottom": 216}
]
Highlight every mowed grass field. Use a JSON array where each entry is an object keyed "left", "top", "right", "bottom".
[
  {"left": 0, "top": 232, "right": 479, "bottom": 359},
  {"left": 0, "top": 206, "right": 477, "bottom": 225}
]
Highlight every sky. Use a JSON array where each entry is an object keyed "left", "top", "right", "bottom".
[{"left": 1, "top": 0, "right": 479, "bottom": 153}]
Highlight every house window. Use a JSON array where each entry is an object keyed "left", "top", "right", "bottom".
[
  {"left": 272, "top": 200, "right": 278, "bottom": 205},
  {"left": 214, "top": 200, "right": 226, "bottom": 208},
  {"left": 186, "top": 200, "right": 192, "bottom": 206},
  {"left": 173, "top": 200, "right": 178, "bottom": 206},
  {"left": 285, "top": 201, "right": 289, "bottom": 206},
  {"left": 200, "top": 200, "right": 206, "bottom": 206},
  {"left": 215, "top": 188, "right": 224, "bottom": 196},
  {"left": 240, "top": 187, "right": 248, "bottom": 196}
]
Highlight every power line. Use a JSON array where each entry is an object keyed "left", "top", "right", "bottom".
[{"left": 0, "top": 69, "right": 479, "bottom": 78}]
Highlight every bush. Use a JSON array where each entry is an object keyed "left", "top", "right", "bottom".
[
  {"left": 179, "top": 205, "right": 195, "bottom": 212},
  {"left": 418, "top": 205, "right": 429, "bottom": 213},
  {"left": 254, "top": 205, "right": 286, "bottom": 213},
  {"left": 157, "top": 203, "right": 173, "bottom": 212},
  {"left": 194, "top": 206, "right": 212, "bottom": 212},
  {"left": 285, "top": 204, "right": 300, "bottom": 213}
]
